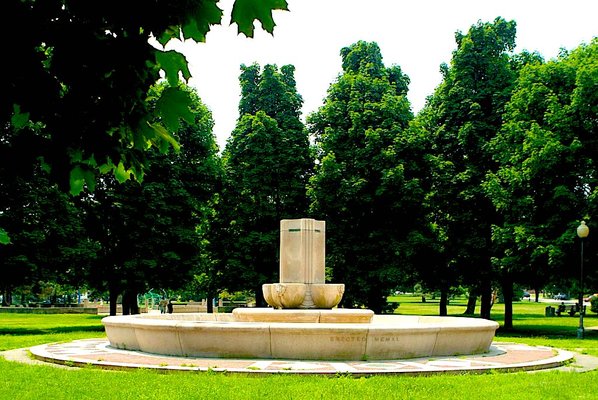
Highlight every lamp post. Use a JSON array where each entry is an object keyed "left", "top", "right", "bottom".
[{"left": 576, "top": 221, "right": 589, "bottom": 339}]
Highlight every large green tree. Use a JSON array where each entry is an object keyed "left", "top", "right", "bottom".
[
  {"left": 0, "top": 169, "right": 96, "bottom": 305},
  {"left": 1, "top": 0, "right": 288, "bottom": 255},
  {"left": 308, "top": 41, "right": 421, "bottom": 313},
  {"left": 421, "top": 18, "right": 519, "bottom": 319},
  {"left": 82, "top": 84, "right": 220, "bottom": 315},
  {"left": 217, "top": 64, "right": 312, "bottom": 305},
  {"left": 485, "top": 39, "right": 598, "bottom": 325}
]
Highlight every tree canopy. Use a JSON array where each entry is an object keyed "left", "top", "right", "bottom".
[
  {"left": 308, "top": 41, "right": 420, "bottom": 313},
  {"left": 416, "top": 18, "right": 521, "bottom": 319},
  {"left": 486, "top": 38, "right": 598, "bottom": 305},
  {"left": 216, "top": 63, "right": 312, "bottom": 305},
  {"left": 2, "top": 0, "right": 288, "bottom": 195}
]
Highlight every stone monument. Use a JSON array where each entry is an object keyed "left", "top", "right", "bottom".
[{"left": 262, "top": 218, "right": 344, "bottom": 309}]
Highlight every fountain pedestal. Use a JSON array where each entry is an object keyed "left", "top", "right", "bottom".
[{"left": 263, "top": 218, "right": 344, "bottom": 309}]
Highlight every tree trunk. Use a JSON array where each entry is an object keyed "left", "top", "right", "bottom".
[
  {"left": 109, "top": 287, "right": 118, "bottom": 316},
  {"left": 439, "top": 288, "right": 448, "bottom": 316},
  {"left": 122, "top": 289, "right": 139, "bottom": 315},
  {"left": 122, "top": 295, "right": 130, "bottom": 315},
  {"left": 502, "top": 278, "right": 514, "bottom": 330},
  {"left": 480, "top": 278, "right": 492, "bottom": 320},
  {"left": 255, "top": 284, "right": 266, "bottom": 308},
  {"left": 2, "top": 288, "right": 11, "bottom": 306},
  {"left": 206, "top": 289, "right": 214, "bottom": 313},
  {"left": 534, "top": 286, "right": 540, "bottom": 302},
  {"left": 464, "top": 290, "right": 477, "bottom": 315}
]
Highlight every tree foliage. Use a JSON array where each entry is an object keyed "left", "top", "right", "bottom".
[
  {"left": 2, "top": 0, "right": 288, "bottom": 195},
  {"left": 216, "top": 63, "right": 312, "bottom": 305},
  {"left": 486, "top": 38, "right": 598, "bottom": 301},
  {"left": 418, "top": 18, "right": 520, "bottom": 319},
  {"left": 2, "top": 6, "right": 596, "bottom": 320},
  {"left": 0, "top": 169, "right": 96, "bottom": 305},
  {"left": 80, "top": 83, "right": 220, "bottom": 315},
  {"left": 308, "top": 41, "right": 421, "bottom": 313}
]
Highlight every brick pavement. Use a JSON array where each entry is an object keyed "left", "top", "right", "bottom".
[{"left": 17, "top": 339, "right": 586, "bottom": 375}]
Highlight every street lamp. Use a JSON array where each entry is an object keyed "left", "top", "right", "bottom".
[{"left": 576, "top": 220, "right": 589, "bottom": 339}]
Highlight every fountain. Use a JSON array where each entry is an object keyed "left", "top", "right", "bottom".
[
  {"left": 262, "top": 218, "right": 345, "bottom": 309},
  {"left": 102, "top": 218, "right": 498, "bottom": 361}
]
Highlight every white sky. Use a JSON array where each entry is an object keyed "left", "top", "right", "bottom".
[{"left": 166, "top": 0, "right": 598, "bottom": 151}]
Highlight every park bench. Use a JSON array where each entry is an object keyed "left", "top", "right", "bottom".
[{"left": 554, "top": 303, "right": 585, "bottom": 316}]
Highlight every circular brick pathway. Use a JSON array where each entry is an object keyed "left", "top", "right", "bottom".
[{"left": 24, "top": 339, "right": 581, "bottom": 375}]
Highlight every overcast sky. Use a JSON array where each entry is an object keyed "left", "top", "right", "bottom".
[{"left": 166, "top": 0, "right": 598, "bottom": 150}]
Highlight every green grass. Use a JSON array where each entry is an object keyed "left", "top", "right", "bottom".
[
  {"left": 1, "top": 303, "right": 598, "bottom": 399},
  {"left": 0, "top": 314, "right": 105, "bottom": 350},
  {"left": 1, "top": 359, "right": 598, "bottom": 400}
]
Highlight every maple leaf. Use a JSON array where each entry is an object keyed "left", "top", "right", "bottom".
[{"left": 231, "top": 0, "right": 288, "bottom": 37}]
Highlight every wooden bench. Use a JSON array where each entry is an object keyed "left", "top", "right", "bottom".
[{"left": 555, "top": 303, "right": 585, "bottom": 316}]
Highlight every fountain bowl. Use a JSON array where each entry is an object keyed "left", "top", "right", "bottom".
[
  {"left": 311, "top": 283, "right": 344, "bottom": 308},
  {"left": 262, "top": 283, "right": 306, "bottom": 309}
]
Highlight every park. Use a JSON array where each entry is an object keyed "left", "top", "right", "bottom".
[{"left": 2, "top": 1, "right": 598, "bottom": 398}]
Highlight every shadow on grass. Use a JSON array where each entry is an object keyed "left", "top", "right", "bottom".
[
  {"left": 497, "top": 326, "right": 598, "bottom": 339},
  {"left": 0, "top": 325, "right": 105, "bottom": 335}
]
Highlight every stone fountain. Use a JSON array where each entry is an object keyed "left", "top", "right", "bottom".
[
  {"left": 262, "top": 218, "right": 344, "bottom": 309},
  {"left": 103, "top": 218, "right": 498, "bottom": 361}
]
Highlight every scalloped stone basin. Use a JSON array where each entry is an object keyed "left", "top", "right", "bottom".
[
  {"left": 262, "top": 283, "right": 306, "bottom": 309},
  {"left": 262, "top": 283, "right": 345, "bottom": 309},
  {"left": 102, "top": 309, "right": 498, "bottom": 361},
  {"left": 311, "top": 284, "right": 344, "bottom": 308}
]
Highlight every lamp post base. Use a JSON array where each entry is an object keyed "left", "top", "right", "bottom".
[{"left": 577, "top": 313, "right": 585, "bottom": 339}]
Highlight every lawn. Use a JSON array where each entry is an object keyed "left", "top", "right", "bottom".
[{"left": 1, "top": 300, "right": 597, "bottom": 400}]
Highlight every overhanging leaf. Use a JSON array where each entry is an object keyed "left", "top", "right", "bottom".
[
  {"left": 231, "top": 0, "right": 288, "bottom": 37},
  {"left": 69, "top": 165, "right": 96, "bottom": 194},
  {"left": 69, "top": 166, "right": 86, "bottom": 195},
  {"left": 155, "top": 87, "right": 194, "bottom": 131},
  {"left": 0, "top": 228, "right": 10, "bottom": 245},
  {"left": 149, "top": 122, "right": 181, "bottom": 153},
  {"left": 99, "top": 163, "right": 113, "bottom": 174},
  {"left": 11, "top": 104, "right": 30, "bottom": 129},
  {"left": 155, "top": 50, "right": 191, "bottom": 86},
  {"left": 114, "top": 161, "right": 132, "bottom": 183},
  {"left": 182, "top": 0, "right": 223, "bottom": 42},
  {"left": 157, "top": 26, "right": 181, "bottom": 47}
]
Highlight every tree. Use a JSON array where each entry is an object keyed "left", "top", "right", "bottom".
[
  {"left": 217, "top": 63, "right": 312, "bottom": 305},
  {"left": 486, "top": 39, "right": 598, "bottom": 326},
  {"left": 81, "top": 83, "right": 220, "bottom": 315},
  {"left": 421, "top": 18, "right": 519, "bottom": 319},
  {"left": 1, "top": 0, "right": 287, "bottom": 306},
  {"left": 308, "top": 41, "right": 422, "bottom": 313},
  {"left": 2, "top": 0, "right": 288, "bottom": 195},
  {"left": 0, "top": 169, "right": 96, "bottom": 305}
]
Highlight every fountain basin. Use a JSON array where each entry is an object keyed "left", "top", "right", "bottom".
[
  {"left": 311, "top": 283, "right": 345, "bottom": 308},
  {"left": 102, "top": 310, "right": 498, "bottom": 361},
  {"left": 262, "top": 283, "right": 306, "bottom": 309},
  {"left": 262, "top": 283, "right": 345, "bottom": 309}
]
